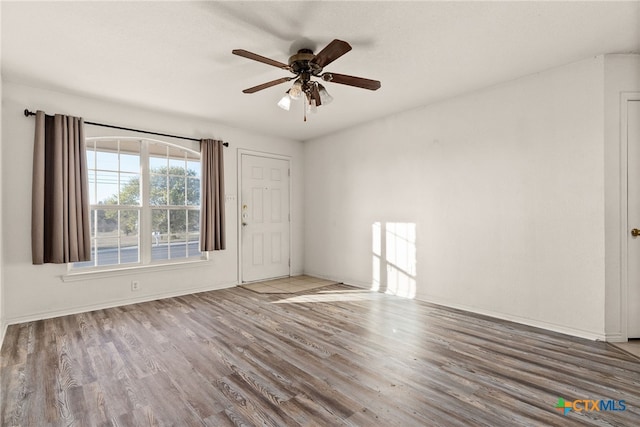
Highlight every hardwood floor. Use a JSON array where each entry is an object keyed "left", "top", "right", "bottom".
[{"left": 1, "top": 283, "right": 639, "bottom": 426}]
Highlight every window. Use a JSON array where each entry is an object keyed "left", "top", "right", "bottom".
[{"left": 74, "top": 137, "right": 202, "bottom": 270}]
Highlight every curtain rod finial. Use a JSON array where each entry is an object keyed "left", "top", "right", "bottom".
[{"left": 24, "top": 109, "right": 31, "bottom": 117}]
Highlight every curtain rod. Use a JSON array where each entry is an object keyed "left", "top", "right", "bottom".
[{"left": 23, "top": 109, "right": 229, "bottom": 147}]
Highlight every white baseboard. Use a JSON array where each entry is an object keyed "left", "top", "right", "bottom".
[
  {"left": 302, "top": 271, "right": 336, "bottom": 281},
  {"left": 604, "top": 332, "right": 626, "bottom": 343},
  {"left": 303, "top": 271, "right": 372, "bottom": 288},
  {"left": 415, "top": 294, "right": 606, "bottom": 341},
  {"left": 5, "top": 281, "right": 237, "bottom": 327},
  {"left": 335, "top": 278, "right": 606, "bottom": 341}
]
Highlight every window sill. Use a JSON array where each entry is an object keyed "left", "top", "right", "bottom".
[{"left": 61, "top": 257, "right": 211, "bottom": 282}]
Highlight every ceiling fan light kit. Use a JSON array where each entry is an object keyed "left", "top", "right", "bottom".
[
  {"left": 289, "top": 81, "right": 304, "bottom": 100},
  {"left": 317, "top": 84, "right": 333, "bottom": 105},
  {"left": 277, "top": 90, "right": 292, "bottom": 111},
  {"left": 232, "top": 39, "right": 381, "bottom": 121}
]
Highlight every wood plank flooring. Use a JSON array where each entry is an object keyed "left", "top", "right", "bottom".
[{"left": 1, "top": 283, "right": 639, "bottom": 426}]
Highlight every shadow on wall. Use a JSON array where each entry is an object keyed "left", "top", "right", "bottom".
[{"left": 372, "top": 222, "right": 417, "bottom": 298}]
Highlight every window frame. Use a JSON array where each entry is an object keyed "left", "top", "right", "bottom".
[{"left": 67, "top": 136, "right": 208, "bottom": 277}]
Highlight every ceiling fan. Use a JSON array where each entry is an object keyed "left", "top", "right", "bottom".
[{"left": 232, "top": 39, "right": 381, "bottom": 120}]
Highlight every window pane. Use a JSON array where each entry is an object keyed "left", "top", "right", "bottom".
[
  {"left": 171, "top": 210, "right": 197, "bottom": 259},
  {"left": 120, "top": 153, "right": 139, "bottom": 173},
  {"left": 150, "top": 174, "right": 167, "bottom": 205},
  {"left": 95, "top": 209, "right": 118, "bottom": 237},
  {"left": 95, "top": 151, "right": 118, "bottom": 171},
  {"left": 86, "top": 149, "right": 95, "bottom": 169},
  {"left": 185, "top": 242, "right": 200, "bottom": 258},
  {"left": 119, "top": 242, "right": 139, "bottom": 264},
  {"left": 188, "top": 210, "right": 200, "bottom": 233},
  {"left": 90, "top": 210, "right": 97, "bottom": 238},
  {"left": 119, "top": 172, "right": 140, "bottom": 205},
  {"left": 168, "top": 242, "right": 187, "bottom": 259},
  {"left": 96, "top": 171, "right": 119, "bottom": 205},
  {"left": 91, "top": 211, "right": 141, "bottom": 266},
  {"left": 187, "top": 161, "right": 200, "bottom": 178},
  {"left": 150, "top": 156, "right": 167, "bottom": 171},
  {"left": 187, "top": 233, "right": 200, "bottom": 258},
  {"left": 187, "top": 178, "right": 200, "bottom": 206},
  {"left": 151, "top": 243, "right": 169, "bottom": 261},
  {"left": 119, "top": 210, "right": 139, "bottom": 238},
  {"left": 152, "top": 208, "right": 168, "bottom": 261},
  {"left": 170, "top": 210, "right": 187, "bottom": 236},
  {"left": 152, "top": 209, "right": 168, "bottom": 234},
  {"left": 169, "top": 157, "right": 184, "bottom": 170},
  {"left": 88, "top": 170, "right": 97, "bottom": 204},
  {"left": 95, "top": 238, "right": 119, "bottom": 266},
  {"left": 168, "top": 176, "right": 185, "bottom": 205}
]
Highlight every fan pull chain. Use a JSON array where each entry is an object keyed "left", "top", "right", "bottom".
[{"left": 303, "top": 97, "right": 307, "bottom": 122}]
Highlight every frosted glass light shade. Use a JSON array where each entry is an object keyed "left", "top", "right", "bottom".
[
  {"left": 277, "top": 93, "right": 291, "bottom": 111},
  {"left": 289, "top": 81, "right": 303, "bottom": 100},
  {"left": 318, "top": 84, "right": 333, "bottom": 105}
]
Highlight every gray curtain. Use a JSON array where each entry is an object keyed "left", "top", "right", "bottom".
[
  {"left": 200, "top": 139, "right": 226, "bottom": 251},
  {"left": 31, "top": 111, "right": 91, "bottom": 264}
]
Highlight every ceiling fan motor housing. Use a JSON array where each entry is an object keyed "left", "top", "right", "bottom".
[{"left": 288, "top": 49, "right": 323, "bottom": 76}]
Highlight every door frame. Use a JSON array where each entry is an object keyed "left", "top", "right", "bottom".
[
  {"left": 237, "top": 149, "right": 292, "bottom": 283},
  {"left": 620, "top": 92, "right": 640, "bottom": 341}
]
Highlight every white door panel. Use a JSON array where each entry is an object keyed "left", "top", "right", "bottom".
[{"left": 241, "top": 154, "right": 290, "bottom": 282}]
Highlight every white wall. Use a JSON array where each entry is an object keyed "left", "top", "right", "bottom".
[
  {"left": 1, "top": 81, "right": 304, "bottom": 324},
  {"left": 604, "top": 54, "right": 640, "bottom": 341},
  {"left": 305, "top": 56, "right": 607, "bottom": 340}
]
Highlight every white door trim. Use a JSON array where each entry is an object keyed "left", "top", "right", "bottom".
[
  {"left": 620, "top": 92, "right": 640, "bottom": 341},
  {"left": 237, "top": 149, "right": 292, "bottom": 283}
]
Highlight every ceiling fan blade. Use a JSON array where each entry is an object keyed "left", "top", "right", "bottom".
[
  {"left": 322, "top": 73, "right": 381, "bottom": 91},
  {"left": 312, "top": 39, "right": 352, "bottom": 68},
  {"left": 232, "top": 49, "right": 290, "bottom": 70},
  {"left": 242, "top": 77, "right": 293, "bottom": 94}
]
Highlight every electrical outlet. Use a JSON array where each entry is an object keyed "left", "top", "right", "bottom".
[{"left": 131, "top": 280, "right": 140, "bottom": 291}]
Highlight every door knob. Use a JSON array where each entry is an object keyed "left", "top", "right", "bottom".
[{"left": 632, "top": 228, "right": 640, "bottom": 237}]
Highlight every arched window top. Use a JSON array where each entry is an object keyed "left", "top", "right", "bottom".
[{"left": 86, "top": 136, "right": 199, "bottom": 157}]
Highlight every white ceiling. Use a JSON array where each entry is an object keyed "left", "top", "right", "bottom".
[{"left": 2, "top": 1, "right": 639, "bottom": 141}]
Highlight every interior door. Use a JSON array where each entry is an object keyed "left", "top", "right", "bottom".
[
  {"left": 628, "top": 100, "right": 640, "bottom": 338},
  {"left": 241, "top": 154, "right": 290, "bottom": 282}
]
